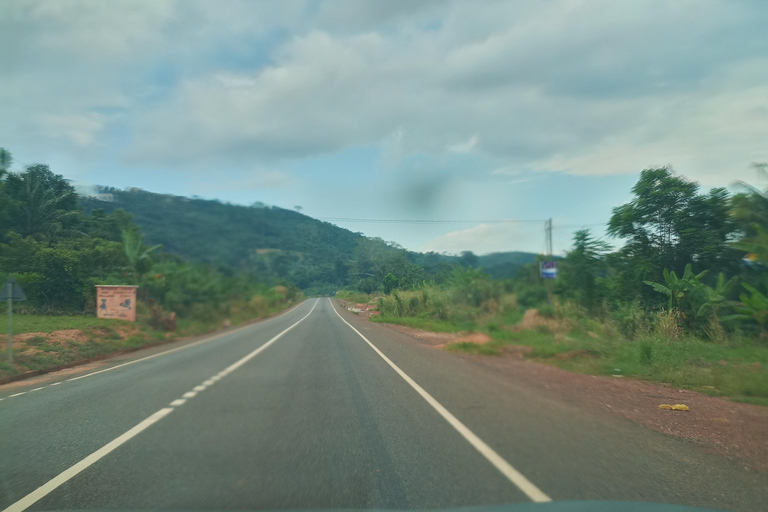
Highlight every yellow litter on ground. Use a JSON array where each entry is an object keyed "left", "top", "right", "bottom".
[{"left": 658, "top": 404, "right": 690, "bottom": 411}]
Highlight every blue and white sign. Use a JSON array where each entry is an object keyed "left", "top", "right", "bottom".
[{"left": 540, "top": 261, "right": 558, "bottom": 279}]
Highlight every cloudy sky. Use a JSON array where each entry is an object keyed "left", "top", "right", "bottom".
[{"left": 2, "top": 0, "right": 766, "bottom": 255}]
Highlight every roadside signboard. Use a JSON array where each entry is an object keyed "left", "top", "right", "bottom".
[
  {"left": 96, "top": 285, "right": 138, "bottom": 322},
  {"left": 540, "top": 261, "right": 558, "bottom": 279},
  {"left": 0, "top": 277, "right": 26, "bottom": 302}
]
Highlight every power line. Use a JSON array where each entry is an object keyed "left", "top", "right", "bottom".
[
  {"left": 555, "top": 223, "right": 606, "bottom": 229},
  {"left": 317, "top": 217, "right": 548, "bottom": 224},
  {"left": 317, "top": 216, "right": 607, "bottom": 228}
]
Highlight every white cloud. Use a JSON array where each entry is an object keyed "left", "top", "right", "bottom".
[
  {"left": 448, "top": 135, "right": 479, "bottom": 153},
  {"left": 1, "top": 0, "right": 766, "bottom": 187},
  {"left": 420, "top": 222, "right": 545, "bottom": 255},
  {"left": 39, "top": 113, "right": 105, "bottom": 146}
]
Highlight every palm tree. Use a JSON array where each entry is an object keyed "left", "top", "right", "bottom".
[
  {"left": 15, "top": 174, "right": 82, "bottom": 241},
  {"left": 122, "top": 229, "right": 161, "bottom": 283}
]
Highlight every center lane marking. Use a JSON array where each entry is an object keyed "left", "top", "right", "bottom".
[
  {"left": 329, "top": 298, "right": 552, "bottom": 503},
  {"left": 2, "top": 299, "right": 319, "bottom": 512}
]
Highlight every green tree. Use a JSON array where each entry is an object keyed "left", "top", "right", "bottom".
[
  {"left": 0, "top": 148, "right": 11, "bottom": 177},
  {"left": 382, "top": 272, "right": 399, "bottom": 294},
  {"left": 4, "top": 164, "right": 82, "bottom": 241},
  {"left": 561, "top": 230, "right": 610, "bottom": 312},
  {"left": 460, "top": 251, "right": 479, "bottom": 268},
  {"left": 0, "top": 148, "right": 13, "bottom": 239},
  {"left": 608, "top": 168, "right": 740, "bottom": 302},
  {"left": 0, "top": 234, "right": 126, "bottom": 310}
]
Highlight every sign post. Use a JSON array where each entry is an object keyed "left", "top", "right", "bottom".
[
  {"left": 1, "top": 277, "right": 27, "bottom": 364},
  {"left": 95, "top": 285, "right": 138, "bottom": 321},
  {"left": 540, "top": 261, "right": 558, "bottom": 279}
]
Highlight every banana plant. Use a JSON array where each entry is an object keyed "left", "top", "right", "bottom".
[
  {"left": 122, "top": 229, "right": 162, "bottom": 284},
  {"left": 721, "top": 283, "right": 768, "bottom": 335},
  {"left": 681, "top": 271, "right": 737, "bottom": 325},
  {"left": 644, "top": 264, "right": 707, "bottom": 312}
]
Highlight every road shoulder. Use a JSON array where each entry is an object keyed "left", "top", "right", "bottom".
[{"left": 334, "top": 299, "right": 768, "bottom": 474}]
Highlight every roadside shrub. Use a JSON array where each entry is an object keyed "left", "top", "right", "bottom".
[
  {"left": 703, "top": 316, "right": 727, "bottom": 343},
  {"left": 517, "top": 284, "right": 548, "bottom": 307},
  {"left": 638, "top": 339, "right": 654, "bottom": 365},
  {"left": 499, "top": 293, "right": 519, "bottom": 312},
  {"left": 555, "top": 300, "right": 585, "bottom": 321},
  {"left": 249, "top": 295, "right": 269, "bottom": 317},
  {"left": 408, "top": 295, "right": 420, "bottom": 315},
  {"left": 147, "top": 300, "right": 177, "bottom": 331},
  {"left": 537, "top": 304, "right": 556, "bottom": 318},
  {"left": 484, "top": 298, "right": 500, "bottom": 315},
  {"left": 432, "top": 295, "right": 448, "bottom": 320},
  {"left": 393, "top": 290, "right": 404, "bottom": 316},
  {"left": 484, "top": 317, "right": 502, "bottom": 332},
  {"left": 420, "top": 288, "right": 430, "bottom": 310},
  {"left": 652, "top": 309, "right": 681, "bottom": 340},
  {"left": 611, "top": 300, "right": 649, "bottom": 339}
]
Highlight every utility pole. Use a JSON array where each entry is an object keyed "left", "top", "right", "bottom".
[
  {"left": 543, "top": 218, "right": 554, "bottom": 304},
  {"left": 545, "top": 218, "right": 553, "bottom": 258}
]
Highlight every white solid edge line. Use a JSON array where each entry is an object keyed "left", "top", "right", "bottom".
[
  {"left": 1, "top": 407, "right": 174, "bottom": 512},
  {"left": 215, "top": 298, "right": 319, "bottom": 376},
  {"left": 328, "top": 298, "right": 552, "bottom": 503},
  {"left": 3, "top": 300, "right": 321, "bottom": 512},
  {"left": 65, "top": 299, "right": 310, "bottom": 383}
]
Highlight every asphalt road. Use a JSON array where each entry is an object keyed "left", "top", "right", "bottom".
[{"left": 1, "top": 298, "right": 767, "bottom": 512}]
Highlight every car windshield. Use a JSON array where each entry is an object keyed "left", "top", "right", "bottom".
[{"left": 1, "top": 2, "right": 767, "bottom": 512}]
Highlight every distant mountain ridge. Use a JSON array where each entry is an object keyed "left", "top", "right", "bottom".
[{"left": 79, "top": 187, "right": 539, "bottom": 289}]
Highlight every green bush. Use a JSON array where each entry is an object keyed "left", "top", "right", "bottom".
[
  {"left": 517, "top": 284, "right": 548, "bottom": 307},
  {"left": 611, "top": 300, "right": 649, "bottom": 339}
]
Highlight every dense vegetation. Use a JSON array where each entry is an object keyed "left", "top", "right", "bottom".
[
  {"left": 0, "top": 147, "right": 535, "bottom": 318},
  {"left": 79, "top": 187, "right": 537, "bottom": 294},
  {"left": 340, "top": 167, "right": 768, "bottom": 404},
  {"left": 79, "top": 188, "right": 361, "bottom": 292},
  {"left": 5, "top": 144, "right": 764, "bottom": 401},
  {"left": 0, "top": 149, "right": 301, "bottom": 328}
]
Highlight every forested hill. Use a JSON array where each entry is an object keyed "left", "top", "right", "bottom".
[
  {"left": 78, "top": 187, "right": 364, "bottom": 291},
  {"left": 79, "top": 187, "right": 538, "bottom": 291},
  {"left": 79, "top": 187, "right": 361, "bottom": 267}
]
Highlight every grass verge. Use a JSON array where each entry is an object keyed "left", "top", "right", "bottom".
[
  {"left": 359, "top": 294, "right": 768, "bottom": 405},
  {"left": 0, "top": 301, "right": 296, "bottom": 381}
]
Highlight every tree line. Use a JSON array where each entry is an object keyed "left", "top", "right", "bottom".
[
  {"left": 554, "top": 166, "right": 767, "bottom": 339},
  {"left": 346, "top": 165, "right": 767, "bottom": 342},
  {"left": 0, "top": 149, "right": 301, "bottom": 322}
]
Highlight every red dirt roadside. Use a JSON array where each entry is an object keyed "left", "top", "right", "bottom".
[{"left": 384, "top": 322, "right": 768, "bottom": 473}]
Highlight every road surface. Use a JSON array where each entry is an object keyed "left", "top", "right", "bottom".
[{"left": 1, "top": 298, "right": 767, "bottom": 512}]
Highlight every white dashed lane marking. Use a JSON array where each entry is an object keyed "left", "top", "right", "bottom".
[
  {"left": 2, "top": 299, "right": 319, "bottom": 512},
  {"left": 0, "top": 301, "right": 307, "bottom": 404}
]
